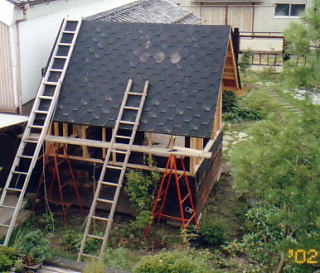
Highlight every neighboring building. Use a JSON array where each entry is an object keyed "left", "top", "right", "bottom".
[
  {"left": 171, "top": 0, "right": 312, "bottom": 33},
  {"left": 87, "top": 0, "right": 200, "bottom": 24},
  {"left": 0, "top": 0, "right": 137, "bottom": 114}
]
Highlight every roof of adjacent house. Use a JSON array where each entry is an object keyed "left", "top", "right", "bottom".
[
  {"left": 6, "top": 0, "right": 56, "bottom": 6},
  {"left": 87, "top": 0, "right": 200, "bottom": 24},
  {"left": 53, "top": 21, "right": 231, "bottom": 138},
  {"left": 193, "top": 0, "right": 262, "bottom": 3}
]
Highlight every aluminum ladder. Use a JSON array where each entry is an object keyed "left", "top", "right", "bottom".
[
  {"left": 0, "top": 19, "right": 82, "bottom": 246},
  {"left": 77, "top": 79, "right": 148, "bottom": 261}
]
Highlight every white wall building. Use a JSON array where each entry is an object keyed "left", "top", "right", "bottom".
[
  {"left": 171, "top": 0, "right": 313, "bottom": 32},
  {"left": 0, "top": 0, "right": 135, "bottom": 113}
]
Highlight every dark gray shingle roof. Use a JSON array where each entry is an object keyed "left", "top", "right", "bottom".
[
  {"left": 86, "top": 0, "right": 200, "bottom": 24},
  {"left": 53, "top": 21, "right": 230, "bottom": 138}
]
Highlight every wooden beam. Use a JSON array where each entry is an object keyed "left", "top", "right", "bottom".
[
  {"left": 44, "top": 135, "right": 212, "bottom": 159},
  {"left": 222, "top": 83, "right": 238, "bottom": 91},
  {"left": 223, "top": 75, "right": 236, "bottom": 80},
  {"left": 51, "top": 153, "right": 191, "bottom": 176}
]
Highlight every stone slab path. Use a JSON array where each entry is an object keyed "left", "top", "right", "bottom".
[
  {"left": 223, "top": 130, "right": 251, "bottom": 153},
  {"left": 39, "top": 265, "right": 80, "bottom": 273}
]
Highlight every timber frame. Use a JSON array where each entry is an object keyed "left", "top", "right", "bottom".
[
  {"left": 42, "top": 88, "right": 225, "bottom": 179},
  {"left": 223, "top": 36, "right": 241, "bottom": 93}
]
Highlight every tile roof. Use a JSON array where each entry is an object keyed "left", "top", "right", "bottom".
[
  {"left": 193, "top": 0, "right": 262, "bottom": 2},
  {"left": 7, "top": 0, "right": 56, "bottom": 6},
  {"left": 53, "top": 21, "right": 230, "bottom": 138},
  {"left": 86, "top": 0, "right": 200, "bottom": 24}
]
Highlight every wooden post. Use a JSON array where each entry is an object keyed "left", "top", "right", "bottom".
[
  {"left": 102, "top": 127, "right": 106, "bottom": 159},
  {"left": 212, "top": 89, "right": 223, "bottom": 139},
  {"left": 53, "top": 122, "right": 59, "bottom": 136},
  {"left": 190, "top": 137, "right": 204, "bottom": 175},
  {"left": 112, "top": 129, "right": 116, "bottom": 162},
  {"left": 145, "top": 132, "right": 153, "bottom": 161},
  {"left": 81, "top": 125, "right": 89, "bottom": 158},
  {"left": 62, "top": 123, "right": 68, "bottom": 155}
]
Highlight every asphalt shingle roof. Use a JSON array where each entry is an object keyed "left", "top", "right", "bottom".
[
  {"left": 53, "top": 21, "right": 230, "bottom": 138},
  {"left": 87, "top": 0, "right": 200, "bottom": 24}
]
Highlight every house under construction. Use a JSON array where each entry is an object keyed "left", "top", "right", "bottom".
[{"left": 0, "top": 17, "right": 240, "bottom": 259}]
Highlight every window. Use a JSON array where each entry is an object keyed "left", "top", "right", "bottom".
[{"left": 275, "top": 4, "right": 305, "bottom": 17}]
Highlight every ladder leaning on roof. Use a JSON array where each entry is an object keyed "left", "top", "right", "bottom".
[
  {"left": 77, "top": 79, "right": 149, "bottom": 261},
  {"left": 0, "top": 18, "right": 82, "bottom": 246}
]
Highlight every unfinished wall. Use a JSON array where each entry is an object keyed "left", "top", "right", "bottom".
[{"left": 195, "top": 131, "right": 223, "bottom": 213}]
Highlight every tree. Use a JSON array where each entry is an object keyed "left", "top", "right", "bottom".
[
  {"left": 230, "top": 105, "right": 320, "bottom": 272},
  {"left": 284, "top": 0, "right": 320, "bottom": 91}
]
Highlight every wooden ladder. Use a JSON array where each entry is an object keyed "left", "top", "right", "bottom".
[
  {"left": 77, "top": 79, "right": 149, "bottom": 261},
  {"left": 0, "top": 19, "right": 82, "bottom": 246}
]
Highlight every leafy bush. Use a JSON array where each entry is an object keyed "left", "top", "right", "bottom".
[
  {"left": 256, "top": 67, "right": 277, "bottom": 82},
  {"left": 83, "top": 260, "right": 105, "bottom": 273},
  {"left": 222, "top": 206, "right": 283, "bottom": 272},
  {"left": 222, "top": 91, "right": 261, "bottom": 122},
  {"left": 61, "top": 229, "right": 82, "bottom": 253},
  {"left": 239, "top": 51, "right": 252, "bottom": 73},
  {"left": 125, "top": 161, "right": 160, "bottom": 230},
  {"left": 197, "top": 218, "right": 227, "bottom": 246},
  {"left": 15, "top": 229, "right": 51, "bottom": 264},
  {"left": 0, "top": 246, "right": 18, "bottom": 271},
  {"left": 238, "top": 90, "right": 280, "bottom": 119},
  {"left": 38, "top": 213, "right": 55, "bottom": 233},
  {"left": 133, "top": 249, "right": 217, "bottom": 273},
  {"left": 104, "top": 247, "right": 139, "bottom": 270}
]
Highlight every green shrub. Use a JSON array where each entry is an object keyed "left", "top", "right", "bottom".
[
  {"left": 82, "top": 260, "right": 105, "bottom": 273},
  {"left": 0, "top": 246, "right": 17, "bottom": 271},
  {"left": 238, "top": 90, "right": 280, "bottom": 119},
  {"left": 62, "top": 229, "right": 82, "bottom": 253},
  {"left": 198, "top": 218, "right": 227, "bottom": 246},
  {"left": 133, "top": 249, "right": 217, "bottom": 273},
  {"left": 15, "top": 230, "right": 51, "bottom": 264},
  {"left": 222, "top": 91, "right": 261, "bottom": 122},
  {"left": 223, "top": 206, "right": 283, "bottom": 272},
  {"left": 38, "top": 213, "right": 55, "bottom": 233},
  {"left": 257, "top": 67, "right": 278, "bottom": 81},
  {"left": 125, "top": 161, "right": 160, "bottom": 230},
  {"left": 239, "top": 51, "right": 252, "bottom": 73},
  {"left": 104, "top": 247, "right": 139, "bottom": 270}
]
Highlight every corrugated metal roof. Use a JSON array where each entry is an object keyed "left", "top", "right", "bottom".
[{"left": 86, "top": 0, "right": 200, "bottom": 24}]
